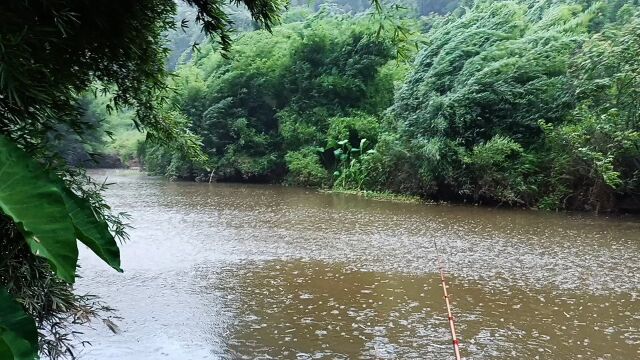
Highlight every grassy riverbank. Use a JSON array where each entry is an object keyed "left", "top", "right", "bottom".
[{"left": 321, "top": 189, "right": 424, "bottom": 204}]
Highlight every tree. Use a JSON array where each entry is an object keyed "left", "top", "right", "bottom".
[
  {"left": 141, "top": 6, "right": 406, "bottom": 183},
  {"left": 542, "top": 9, "right": 640, "bottom": 211},
  {"left": 383, "top": 0, "right": 596, "bottom": 204}
]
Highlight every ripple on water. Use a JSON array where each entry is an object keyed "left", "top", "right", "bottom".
[
  {"left": 199, "top": 260, "right": 640, "bottom": 359},
  {"left": 75, "top": 170, "right": 640, "bottom": 359}
]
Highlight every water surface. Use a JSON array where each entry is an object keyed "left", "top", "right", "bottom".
[{"left": 77, "top": 169, "right": 640, "bottom": 359}]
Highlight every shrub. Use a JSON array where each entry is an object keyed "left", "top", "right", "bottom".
[
  {"left": 462, "top": 135, "right": 531, "bottom": 205},
  {"left": 326, "top": 113, "right": 380, "bottom": 148},
  {"left": 285, "top": 147, "right": 328, "bottom": 187}
]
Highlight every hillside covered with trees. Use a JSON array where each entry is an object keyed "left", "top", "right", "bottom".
[{"left": 137, "top": 0, "right": 640, "bottom": 213}]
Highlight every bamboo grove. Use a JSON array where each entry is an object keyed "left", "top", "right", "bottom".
[{"left": 141, "top": 0, "right": 640, "bottom": 212}]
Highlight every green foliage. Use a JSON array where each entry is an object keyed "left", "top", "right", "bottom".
[
  {"left": 1, "top": 209, "right": 122, "bottom": 359},
  {"left": 0, "top": 138, "right": 75, "bottom": 284},
  {"left": 461, "top": 135, "right": 532, "bottom": 204},
  {"left": 541, "top": 107, "right": 640, "bottom": 211},
  {"left": 61, "top": 190, "right": 122, "bottom": 273},
  {"left": 278, "top": 108, "right": 326, "bottom": 150},
  {"left": 0, "top": 138, "right": 124, "bottom": 359},
  {"left": 25, "top": 0, "right": 606, "bottom": 260},
  {"left": 139, "top": 142, "right": 174, "bottom": 177},
  {"left": 347, "top": 0, "right": 640, "bottom": 209},
  {"left": 144, "top": 9, "right": 400, "bottom": 181},
  {"left": 392, "top": 0, "right": 593, "bottom": 146},
  {"left": 213, "top": 117, "right": 281, "bottom": 180},
  {"left": 0, "top": 287, "right": 38, "bottom": 360},
  {"left": 0, "top": 0, "right": 286, "bottom": 170},
  {"left": 536, "top": 10, "right": 640, "bottom": 211},
  {"left": 285, "top": 148, "right": 328, "bottom": 186},
  {"left": 136, "top": 0, "right": 640, "bottom": 212},
  {"left": 0, "top": 135, "right": 121, "bottom": 283},
  {"left": 326, "top": 114, "right": 381, "bottom": 148},
  {"left": 332, "top": 137, "right": 378, "bottom": 190},
  {"left": 139, "top": 110, "right": 209, "bottom": 180},
  {"left": 410, "top": 137, "right": 466, "bottom": 196},
  {"left": 361, "top": 60, "right": 411, "bottom": 113},
  {"left": 76, "top": 92, "right": 143, "bottom": 165}
]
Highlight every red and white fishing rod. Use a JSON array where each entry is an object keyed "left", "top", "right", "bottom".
[{"left": 434, "top": 239, "right": 462, "bottom": 360}]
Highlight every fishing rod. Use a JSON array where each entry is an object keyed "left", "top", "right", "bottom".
[{"left": 434, "top": 238, "right": 462, "bottom": 360}]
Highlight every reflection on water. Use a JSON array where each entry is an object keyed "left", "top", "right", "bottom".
[{"left": 76, "top": 170, "right": 640, "bottom": 359}]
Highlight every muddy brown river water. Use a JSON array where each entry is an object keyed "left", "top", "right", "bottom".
[{"left": 76, "top": 169, "right": 640, "bottom": 359}]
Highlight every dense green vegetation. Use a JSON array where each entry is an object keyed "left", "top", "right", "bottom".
[
  {"left": 142, "top": 0, "right": 640, "bottom": 212},
  {"left": 0, "top": 0, "right": 285, "bottom": 359},
  {"left": 383, "top": 0, "right": 640, "bottom": 211},
  {"left": 142, "top": 6, "right": 413, "bottom": 182}
]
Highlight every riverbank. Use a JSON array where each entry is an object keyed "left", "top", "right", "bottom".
[
  {"left": 142, "top": 165, "right": 639, "bottom": 214},
  {"left": 320, "top": 189, "right": 424, "bottom": 204}
]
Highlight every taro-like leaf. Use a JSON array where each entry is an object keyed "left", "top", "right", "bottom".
[
  {"left": 61, "top": 188, "right": 122, "bottom": 272},
  {"left": 0, "top": 135, "right": 122, "bottom": 282},
  {"left": 0, "top": 136, "right": 78, "bottom": 283}
]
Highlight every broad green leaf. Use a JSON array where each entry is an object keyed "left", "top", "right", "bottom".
[
  {"left": 0, "top": 135, "right": 122, "bottom": 282},
  {"left": 61, "top": 189, "right": 122, "bottom": 272},
  {"left": 325, "top": 139, "right": 338, "bottom": 150},
  {"left": 0, "top": 287, "right": 39, "bottom": 360},
  {"left": 0, "top": 136, "right": 78, "bottom": 283}
]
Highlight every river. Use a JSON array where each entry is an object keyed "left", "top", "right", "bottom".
[{"left": 75, "top": 169, "right": 640, "bottom": 359}]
